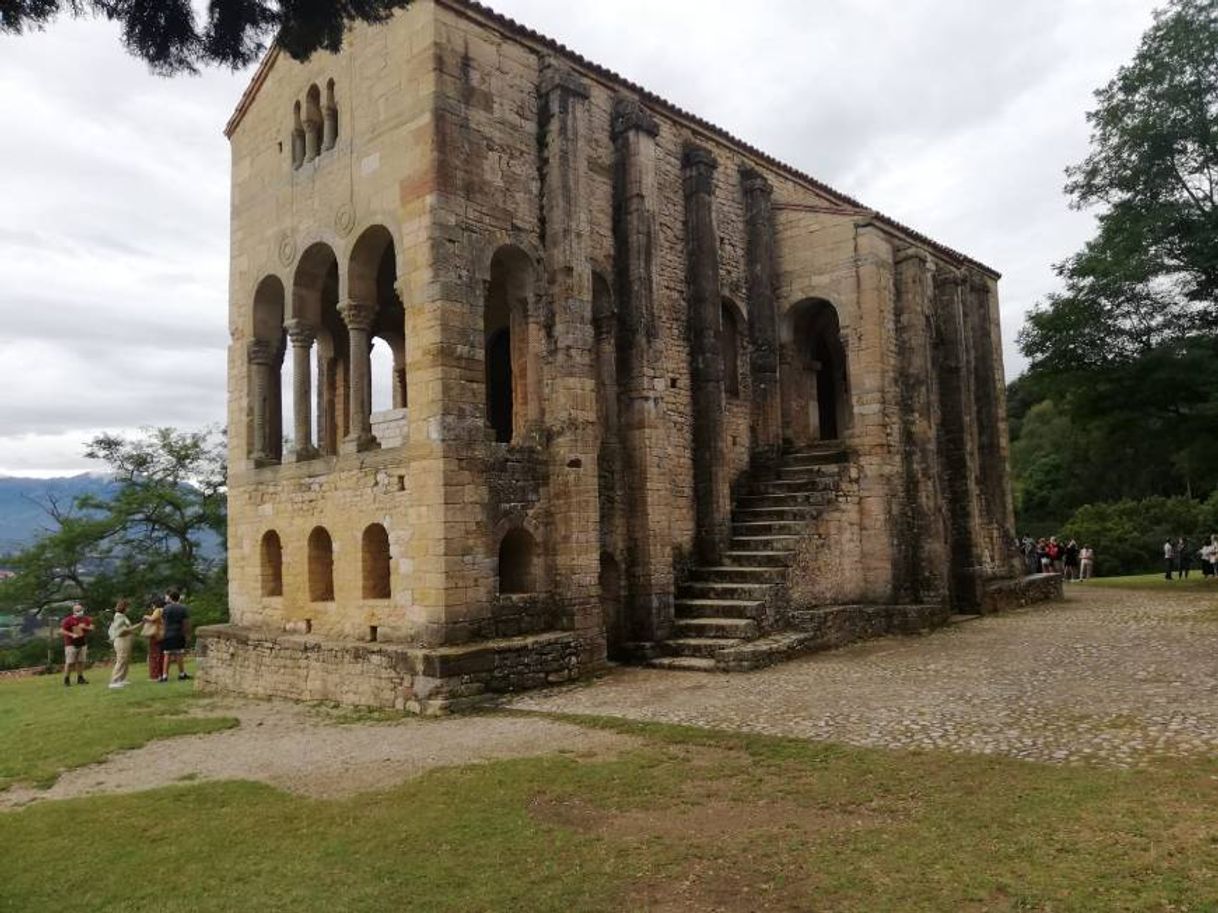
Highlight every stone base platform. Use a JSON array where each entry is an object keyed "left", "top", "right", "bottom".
[
  {"left": 195, "top": 625, "right": 590, "bottom": 715},
  {"left": 651, "top": 574, "right": 1064, "bottom": 673},
  {"left": 982, "top": 572, "right": 1064, "bottom": 613}
]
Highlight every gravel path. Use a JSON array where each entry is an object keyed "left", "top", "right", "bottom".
[
  {"left": 0, "top": 701, "right": 636, "bottom": 808},
  {"left": 510, "top": 585, "right": 1218, "bottom": 767}
]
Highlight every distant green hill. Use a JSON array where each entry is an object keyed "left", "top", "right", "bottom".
[
  {"left": 0, "top": 475, "right": 119, "bottom": 555},
  {"left": 0, "top": 475, "right": 223, "bottom": 562}
]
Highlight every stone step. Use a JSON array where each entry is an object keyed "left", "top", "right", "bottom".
[
  {"left": 733, "top": 505, "right": 821, "bottom": 522},
  {"left": 723, "top": 550, "right": 794, "bottom": 568},
  {"left": 661, "top": 637, "right": 746, "bottom": 659},
  {"left": 674, "top": 594, "right": 767, "bottom": 617},
  {"left": 678, "top": 580, "right": 775, "bottom": 602},
  {"left": 783, "top": 448, "right": 848, "bottom": 466},
  {"left": 732, "top": 520, "right": 808, "bottom": 537},
  {"left": 738, "top": 489, "right": 834, "bottom": 506},
  {"left": 674, "top": 616, "right": 759, "bottom": 639},
  {"left": 690, "top": 565, "right": 788, "bottom": 584},
  {"left": 648, "top": 656, "right": 718, "bottom": 672},
  {"left": 775, "top": 464, "right": 844, "bottom": 480},
  {"left": 730, "top": 534, "right": 804, "bottom": 551},
  {"left": 755, "top": 479, "right": 832, "bottom": 495}
]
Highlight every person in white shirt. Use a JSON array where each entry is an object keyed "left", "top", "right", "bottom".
[
  {"left": 1164, "top": 539, "right": 1175, "bottom": 580},
  {"left": 1079, "top": 545, "right": 1095, "bottom": 580},
  {"left": 108, "top": 599, "right": 136, "bottom": 689}
]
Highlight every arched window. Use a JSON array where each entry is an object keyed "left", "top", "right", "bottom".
[
  {"left": 290, "top": 243, "right": 341, "bottom": 457},
  {"left": 498, "top": 528, "right": 537, "bottom": 595},
  {"left": 485, "top": 246, "right": 534, "bottom": 443},
  {"left": 249, "top": 276, "right": 285, "bottom": 463},
  {"left": 291, "top": 101, "right": 305, "bottom": 169},
  {"left": 721, "top": 299, "right": 741, "bottom": 399},
  {"left": 323, "top": 79, "right": 338, "bottom": 150},
  {"left": 349, "top": 225, "right": 404, "bottom": 442},
  {"left": 260, "top": 530, "right": 283, "bottom": 597},
  {"left": 304, "top": 84, "right": 322, "bottom": 162},
  {"left": 362, "top": 523, "right": 391, "bottom": 599},
  {"left": 308, "top": 526, "right": 334, "bottom": 601}
]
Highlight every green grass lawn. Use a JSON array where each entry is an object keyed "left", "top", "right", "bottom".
[
  {"left": 0, "top": 661, "right": 236, "bottom": 791},
  {"left": 1081, "top": 572, "right": 1217, "bottom": 590},
  {"left": 2, "top": 690, "right": 1218, "bottom": 911}
]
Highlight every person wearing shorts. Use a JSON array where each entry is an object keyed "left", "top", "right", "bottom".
[
  {"left": 158, "top": 590, "right": 191, "bottom": 683},
  {"left": 61, "top": 603, "right": 94, "bottom": 686}
]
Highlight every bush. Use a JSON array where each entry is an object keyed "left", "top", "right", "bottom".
[{"left": 1061, "top": 495, "right": 1218, "bottom": 577}]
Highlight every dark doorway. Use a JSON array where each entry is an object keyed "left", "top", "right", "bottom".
[
  {"left": 487, "top": 328, "right": 512, "bottom": 443},
  {"left": 599, "top": 551, "right": 623, "bottom": 658},
  {"left": 815, "top": 363, "right": 838, "bottom": 440}
]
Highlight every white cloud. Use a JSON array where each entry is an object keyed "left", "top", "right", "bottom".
[{"left": 0, "top": 0, "right": 1160, "bottom": 474}]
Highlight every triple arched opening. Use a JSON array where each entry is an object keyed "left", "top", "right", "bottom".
[
  {"left": 259, "top": 523, "right": 393, "bottom": 604},
  {"left": 247, "top": 225, "right": 405, "bottom": 463}
]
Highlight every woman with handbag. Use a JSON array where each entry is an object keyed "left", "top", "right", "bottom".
[{"left": 141, "top": 597, "right": 165, "bottom": 680}]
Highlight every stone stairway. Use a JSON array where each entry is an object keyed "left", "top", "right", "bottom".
[{"left": 650, "top": 443, "right": 849, "bottom": 671}]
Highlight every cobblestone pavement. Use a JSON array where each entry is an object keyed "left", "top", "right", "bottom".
[{"left": 510, "top": 586, "right": 1218, "bottom": 766}]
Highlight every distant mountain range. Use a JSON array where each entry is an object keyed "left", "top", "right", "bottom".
[{"left": 0, "top": 474, "right": 120, "bottom": 555}]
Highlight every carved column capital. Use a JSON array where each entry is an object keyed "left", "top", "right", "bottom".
[
  {"left": 338, "top": 299, "right": 377, "bottom": 332},
  {"left": 539, "top": 60, "right": 590, "bottom": 99},
  {"left": 247, "top": 339, "right": 275, "bottom": 366},
  {"left": 611, "top": 97, "right": 659, "bottom": 139},
  {"left": 739, "top": 166, "right": 772, "bottom": 198},
  {"left": 682, "top": 144, "right": 717, "bottom": 198},
  {"left": 284, "top": 318, "right": 315, "bottom": 348}
]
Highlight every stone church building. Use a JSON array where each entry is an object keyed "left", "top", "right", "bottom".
[{"left": 198, "top": 0, "right": 1046, "bottom": 712}]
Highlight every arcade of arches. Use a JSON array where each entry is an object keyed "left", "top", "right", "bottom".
[{"left": 206, "top": 1, "right": 1048, "bottom": 715}]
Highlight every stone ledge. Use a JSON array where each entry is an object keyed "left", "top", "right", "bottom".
[
  {"left": 716, "top": 603, "right": 947, "bottom": 672},
  {"left": 983, "top": 573, "right": 1064, "bottom": 613},
  {"left": 196, "top": 625, "right": 588, "bottom": 715}
]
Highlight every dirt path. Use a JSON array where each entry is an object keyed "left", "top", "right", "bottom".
[{"left": 0, "top": 699, "right": 636, "bottom": 809}]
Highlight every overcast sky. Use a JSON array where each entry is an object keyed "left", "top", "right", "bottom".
[{"left": 0, "top": 0, "right": 1160, "bottom": 476}]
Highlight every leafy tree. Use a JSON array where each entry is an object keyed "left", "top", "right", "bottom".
[
  {"left": 1012, "top": 0, "right": 1218, "bottom": 530},
  {"left": 0, "top": 427, "right": 227, "bottom": 619},
  {"left": 1, "top": 0, "right": 412, "bottom": 74}
]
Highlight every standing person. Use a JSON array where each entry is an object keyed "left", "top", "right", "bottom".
[
  {"left": 142, "top": 598, "right": 165, "bottom": 680},
  {"left": 1080, "top": 544, "right": 1095, "bottom": 580},
  {"left": 1178, "top": 537, "right": 1191, "bottom": 579},
  {"left": 108, "top": 599, "right": 136, "bottom": 689},
  {"left": 60, "top": 603, "right": 94, "bottom": 686},
  {"left": 1047, "top": 537, "right": 1063, "bottom": 575},
  {"left": 1064, "top": 540, "right": 1080, "bottom": 582},
  {"left": 158, "top": 590, "right": 191, "bottom": 683},
  {"left": 1164, "top": 539, "right": 1175, "bottom": 580},
  {"left": 1203, "top": 537, "right": 1218, "bottom": 579}
]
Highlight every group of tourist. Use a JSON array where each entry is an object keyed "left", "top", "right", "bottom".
[
  {"left": 59, "top": 591, "right": 192, "bottom": 690},
  {"left": 1019, "top": 536, "right": 1095, "bottom": 581},
  {"left": 1163, "top": 536, "right": 1218, "bottom": 580}
]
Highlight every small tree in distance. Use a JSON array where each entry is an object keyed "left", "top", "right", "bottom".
[
  {"left": 0, "top": 427, "right": 227, "bottom": 621},
  {"left": 1, "top": 0, "right": 413, "bottom": 74}
]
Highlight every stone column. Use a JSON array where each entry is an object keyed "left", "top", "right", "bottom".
[
  {"left": 933, "top": 269, "right": 983, "bottom": 611},
  {"left": 894, "top": 249, "right": 948, "bottom": 601},
  {"left": 741, "top": 167, "right": 782, "bottom": 460},
  {"left": 284, "top": 319, "right": 318, "bottom": 460},
  {"left": 966, "top": 273, "right": 1017, "bottom": 574},
  {"left": 683, "top": 145, "right": 730, "bottom": 564},
  {"left": 338, "top": 299, "right": 379, "bottom": 452},
  {"left": 247, "top": 340, "right": 275, "bottom": 466},
  {"left": 611, "top": 97, "right": 673, "bottom": 646},
  {"left": 539, "top": 61, "right": 604, "bottom": 667},
  {"left": 323, "top": 83, "right": 338, "bottom": 151}
]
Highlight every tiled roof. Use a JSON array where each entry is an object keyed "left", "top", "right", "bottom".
[{"left": 224, "top": 0, "right": 999, "bottom": 277}]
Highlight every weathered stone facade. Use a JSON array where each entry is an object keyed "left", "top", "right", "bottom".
[{"left": 199, "top": 0, "right": 1034, "bottom": 710}]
